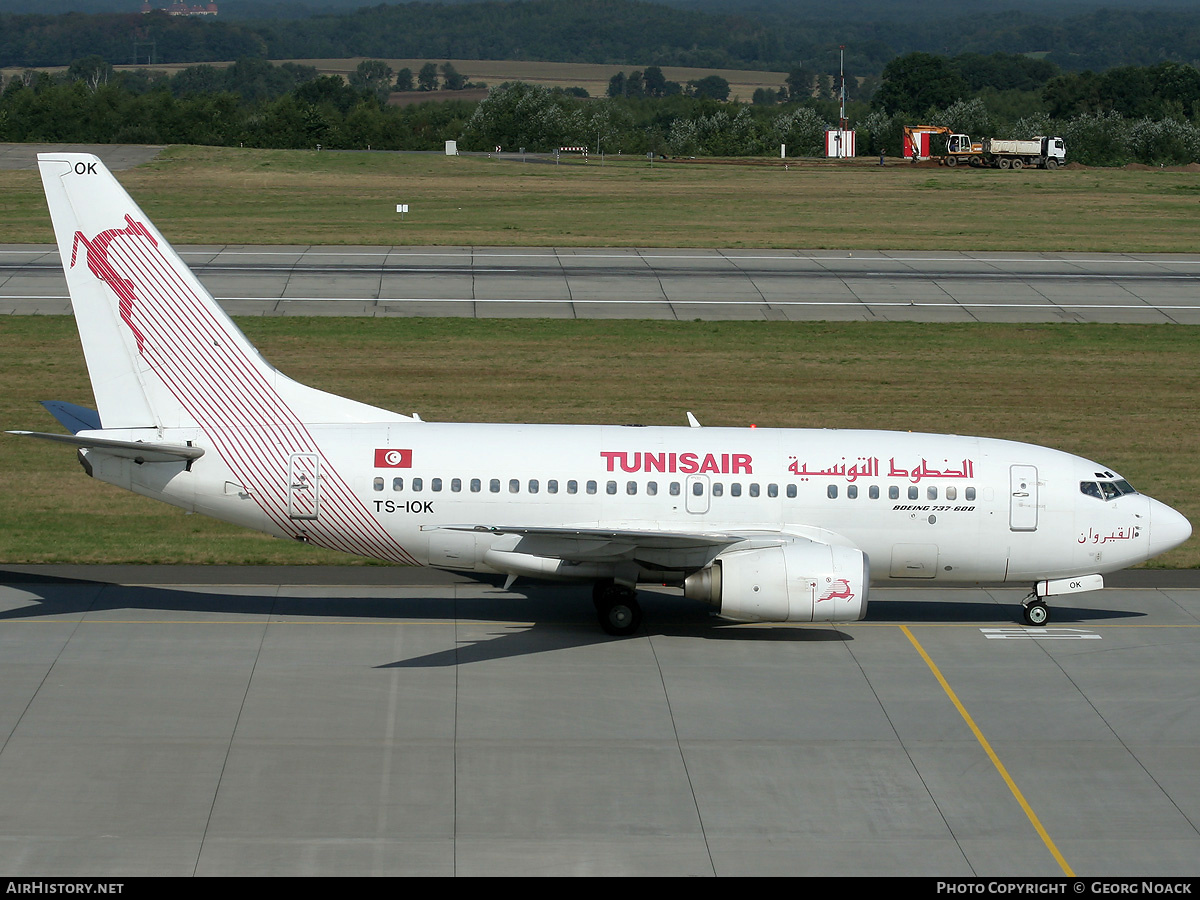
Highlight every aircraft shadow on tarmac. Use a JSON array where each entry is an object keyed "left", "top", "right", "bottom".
[
  {"left": 868, "top": 596, "right": 1144, "bottom": 625},
  {"left": 0, "top": 570, "right": 1143, "bottom": 668}
]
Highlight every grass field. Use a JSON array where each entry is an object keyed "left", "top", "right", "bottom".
[
  {"left": 1, "top": 317, "right": 1196, "bottom": 568},
  {"left": 2, "top": 145, "right": 1200, "bottom": 251}
]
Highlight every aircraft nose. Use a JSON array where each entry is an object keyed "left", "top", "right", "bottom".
[{"left": 1148, "top": 498, "right": 1192, "bottom": 558}]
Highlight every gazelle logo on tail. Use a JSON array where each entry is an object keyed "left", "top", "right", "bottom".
[{"left": 71, "top": 216, "right": 155, "bottom": 353}]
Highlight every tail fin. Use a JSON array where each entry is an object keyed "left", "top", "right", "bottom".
[{"left": 37, "top": 153, "right": 410, "bottom": 429}]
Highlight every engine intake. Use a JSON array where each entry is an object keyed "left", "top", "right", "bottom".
[{"left": 683, "top": 539, "right": 868, "bottom": 623}]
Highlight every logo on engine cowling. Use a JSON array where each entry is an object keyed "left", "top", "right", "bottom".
[{"left": 818, "top": 579, "right": 854, "bottom": 602}]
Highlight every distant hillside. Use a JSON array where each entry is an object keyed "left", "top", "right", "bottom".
[
  {"left": 5, "top": 0, "right": 1200, "bottom": 14},
  {"left": 2, "top": 0, "right": 1200, "bottom": 73}
]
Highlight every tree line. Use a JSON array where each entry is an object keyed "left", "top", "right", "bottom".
[{"left": 3, "top": 53, "right": 1200, "bottom": 165}]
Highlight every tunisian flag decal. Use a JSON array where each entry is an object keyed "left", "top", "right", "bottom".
[{"left": 374, "top": 449, "right": 413, "bottom": 468}]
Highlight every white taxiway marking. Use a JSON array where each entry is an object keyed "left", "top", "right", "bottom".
[{"left": 981, "top": 628, "right": 1102, "bottom": 640}]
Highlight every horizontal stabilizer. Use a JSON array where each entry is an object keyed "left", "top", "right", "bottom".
[
  {"left": 7, "top": 430, "right": 204, "bottom": 463},
  {"left": 40, "top": 401, "right": 102, "bottom": 434}
]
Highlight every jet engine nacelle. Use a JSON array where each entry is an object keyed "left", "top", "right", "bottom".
[{"left": 683, "top": 540, "right": 869, "bottom": 623}]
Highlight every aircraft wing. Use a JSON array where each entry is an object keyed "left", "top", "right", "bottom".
[
  {"left": 439, "top": 524, "right": 750, "bottom": 551},
  {"left": 424, "top": 523, "right": 795, "bottom": 582}
]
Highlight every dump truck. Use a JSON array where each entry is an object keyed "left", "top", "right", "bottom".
[
  {"left": 905, "top": 126, "right": 1066, "bottom": 169},
  {"left": 976, "top": 136, "right": 1067, "bottom": 169}
]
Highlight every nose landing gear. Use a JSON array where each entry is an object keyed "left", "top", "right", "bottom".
[
  {"left": 1021, "top": 595, "right": 1050, "bottom": 626},
  {"left": 1018, "top": 575, "right": 1104, "bottom": 626}
]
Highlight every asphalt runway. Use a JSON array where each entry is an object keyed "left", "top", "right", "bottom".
[
  {"left": 0, "top": 143, "right": 163, "bottom": 171},
  {"left": 0, "top": 565, "right": 1196, "bottom": 876},
  {"left": 4, "top": 244, "right": 1200, "bottom": 323}
]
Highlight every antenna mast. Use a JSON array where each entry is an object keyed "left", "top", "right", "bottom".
[{"left": 839, "top": 45, "right": 847, "bottom": 132}]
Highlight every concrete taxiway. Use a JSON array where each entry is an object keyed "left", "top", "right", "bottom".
[
  {"left": 4, "top": 245, "right": 1200, "bottom": 323},
  {"left": 0, "top": 565, "right": 1196, "bottom": 876}
]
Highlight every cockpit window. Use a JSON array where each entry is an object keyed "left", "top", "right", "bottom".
[{"left": 1081, "top": 479, "right": 1137, "bottom": 501}]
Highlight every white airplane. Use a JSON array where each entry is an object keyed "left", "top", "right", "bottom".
[{"left": 9, "top": 153, "right": 1192, "bottom": 635}]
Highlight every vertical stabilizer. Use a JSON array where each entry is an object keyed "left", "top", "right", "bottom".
[
  {"left": 39, "top": 155, "right": 166, "bottom": 428},
  {"left": 37, "top": 153, "right": 410, "bottom": 430}
]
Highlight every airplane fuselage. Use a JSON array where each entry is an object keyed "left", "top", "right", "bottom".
[{"left": 83, "top": 423, "right": 1176, "bottom": 586}]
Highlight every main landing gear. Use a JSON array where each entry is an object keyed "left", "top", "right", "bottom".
[{"left": 593, "top": 580, "right": 643, "bottom": 637}]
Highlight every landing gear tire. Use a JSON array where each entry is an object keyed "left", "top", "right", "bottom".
[
  {"left": 593, "top": 582, "right": 643, "bottom": 637},
  {"left": 1022, "top": 599, "right": 1049, "bottom": 626}
]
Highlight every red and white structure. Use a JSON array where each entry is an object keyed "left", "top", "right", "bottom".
[{"left": 825, "top": 129, "right": 856, "bottom": 158}]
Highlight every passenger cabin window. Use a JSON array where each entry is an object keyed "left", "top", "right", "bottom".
[
  {"left": 412, "top": 477, "right": 423, "bottom": 491},
  {"left": 490, "top": 479, "right": 500, "bottom": 493},
  {"left": 373, "top": 477, "right": 384, "bottom": 491},
  {"left": 471, "top": 478, "right": 481, "bottom": 493},
  {"left": 393, "top": 477, "right": 403, "bottom": 491}
]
